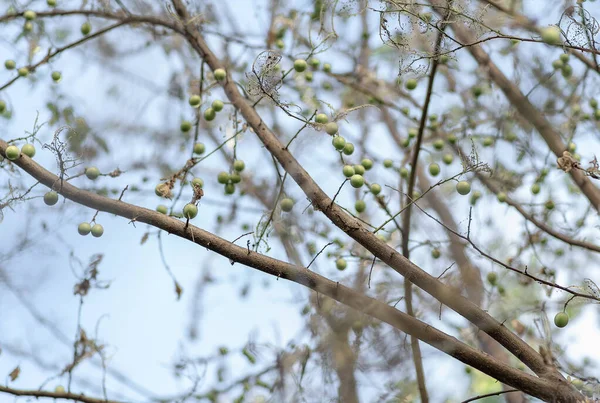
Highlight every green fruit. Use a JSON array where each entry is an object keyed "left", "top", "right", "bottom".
[
  {"left": 0, "top": 100, "right": 6, "bottom": 113},
  {"left": 552, "top": 59, "right": 563, "bottom": 69},
  {"left": 18, "top": 67, "right": 29, "bottom": 77},
  {"left": 401, "top": 138, "right": 410, "bottom": 148},
  {"left": 54, "top": 385, "right": 64, "bottom": 393},
  {"left": 342, "top": 165, "right": 355, "bottom": 177},
  {"left": 51, "top": 71, "right": 62, "bottom": 82},
  {"left": 224, "top": 182, "right": 235, "bottom": 194},
  {"left": 81, "top": 22, "right": 92, "bottom": 36},
  {"left": 233, "top": 160, "right": 245, "bottom": 172},
  {"left": 21, "top": 144, "right": 35, "bottom": 157},
  {"left": 214, "top": 68, "right": 226, "bottom": 81},
  {"left": 541, "top": 26, "right": 561, "bottom": 45},
  {"left": 561, "top": 64, "right": 572, "bottom": 78},
  {"left": 433, "top": 139, "right": 444, "bottom": 150},
  {"left": 5, "top": 145, "right": 20, "bottom": 160},
  {"left": 483, "top": 137, "right": 494, "bottom": 147},
  {"left": 156, "top": 205, "right": 168, "bottom": 214},
  {"left": 230, "top": 172, "right": 241, "bottom": 183},
  {"left": 189, "top": 95, "right": 201, "bottom": 107},
  {"left": 429, "top": 163, "right": 440, "bottom": 176},
  {"left": 497, "top": 192, "right": 507, "bottom": 203},
  {"left": 545, "top": 200, "right": 555, "bottom": 210},
  {"left": 5, "top": 60, "right": 16, "bottom": 70},
  {"left": 590, "top": 98, "right": 598, "bottom": 109},
  {"left": 554, "top": 312, "right": 569, "bottom": 328},
  {"left": 315, "top": 113, "right": 329, "bottom": 124},
  {"left": 305, "top": 72, "right": 313, "bottom": 82},
  {"left": 23, "top": 10, "right": 36, "bottom": 20},
  {"left": 217, "top": 172, "right": 230, "bottom": 184},
  {"left": 355, "top": 200, "right": 366, "bottom": 213},
  {"left": 309, "top": 58, "right": 320, "bottom": 68},
  {"left": 353, "top": 164, "right": 365, "bottom": 175},
  {"left": 431, "top": 248, "right": 441, "bottom": 259},
  {"left": 405, "top": 78, "right": 417, "bottom": 90},
  {"left": 350, "top": 174, "right": 364, "bottom": 188},
  {"left": 456, "top": 181, "right": 471, "bottom": 195},
  {"left": 193, "top": 142, "right": 205, "bottom": 154},
  {"left": 85, "top": 167, "right": 100, "bottom": 180},
  {"left": 44, "top": 191, "right": 58, "bottom": 206},
  {"left": 472, "top": 87, "right": 483, "bottom": 97},
  {"left": 280, "top": 197, "right": 294, "bottom": 212},
  {"left": 442, "top": 153, "right": 453, "bottom": 165},
  {"left": 559, "top": 53, "right": 570, "bottom": 63},
  {"left": 191, "top": 177, "right": 204, "bottom": 188},
  {"left": 332, "top": 136, "right": 346, "bottom": 150},
  {"left": 567, "top": 142, "right": 576, "bottom": 152},
  {"left": 343, "top": 142, "right": 354, "bottom": 155},
  {"left": 336, "top": 258, "right": 347, "bottom": 271},
  {"left": 78, "top": 222, "right": 91, "bottom": 236},
  {"left": 212, "top": 99, "right": 224, "bottom": 112},
  {"left": 361, "top": 158, "right": 373, "bottom": 170},
  {"left": 505, "top": 131, "right": 517, "bottom": 142},
  {"left": 470, "top": 190, "right": 482, "bottom": 205},
  {"left": 204, "top": 107, "right": 216, "bottom": 121},
  {"left": 180, "top": 121, "right": 192, "bottom": 132},
  {"left": 370, "top": 183, "right": 381, "bottom": 195},
  {"left": 439, "top": 54, "right": 449, "bottom": 64},
  {"left": 408, "top": 127, "right": 418, "bottom": 138},
  {"left": 487, "top": 272, "right": 497, "bottom": 285},
  {"left": 400, "top": 168, "right": 409, "bottom": 178},
  {"left": 91, "top": 224, "right": 104, "bottom": 237},
  {"left": 531, "top": 183, "right": 541, "bottom": 195},
  {"left": 383, "top": 159, "right": 393, "bottom": 168},
  {"left": 325, "top": 122, "right": 339, "bottom": 135},
  {"left": 183, "top": 203, "right": 198, "bottom": 219},
  {"left": 293, "top": 59, "right": 307, "bottom": 72},
  {"left": 447, "top": 134, "right": 457, "bottom": 144},
  {"left": 323, "top": 63, "right": 332, "bottom": 73}
]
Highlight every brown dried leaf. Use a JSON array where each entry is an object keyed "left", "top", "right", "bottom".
[
  {"left": 8, "top": 366, "right": 20, "bottom": 381},
  {"left": 557, "top": 151, "right": 579, "bottom": 173}
]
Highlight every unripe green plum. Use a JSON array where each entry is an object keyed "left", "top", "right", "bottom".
[
  {"left": 472, "top": 87, "right": 483, "bottom": 98},
  {"left": 497, "top": 192, "right": 507, "bottom": 203},
  {"left": 433, "top": 139, "right": 444, "bottom": 150},
  {"left": 552, "top": 59, "right": 563, "bottom": 70},
  {"left": 487, "top": 272, "right": 497, "bottom": 285},
  {"left": 350, "top": 174, "right": 364, "bottom": 188},
  {"left": 483, "top": 137, "right": 494, "bottom": 147},
  {"left": 353, "top": 164, "right": 365, "bottom": 175},
  {"left": 81, "top": 22, "right": 92, "bottom": 36},
  {"left": 85, "top": 167, "right": 100, "bottom": 180},
  {"left": 342, "top": 165, "right": 355, "bottom": 178},
  {"left": 456, "top": 181, "right": 471, "bottom": 195},
  {"left": 5, "top": 145, "right": 20, "bottom": 160},
  {"left": 361, "top": 158, "right": 373, "bottom": 170},
  {"left": 370, "top": 183, "right": 381, "bottom": 195},
  {"left": 442, "top": 153, "right": 453, "bottom": 165},
  {"left": 18, "top": 67, "right": 29, "bottom": 77},
  {"left": 217, "top": 172, "right": 230, "bottom": 184},
  {"left": 212, "top": 99, "right": 224, "bottom": 112},
  {"left": 383, "top": 159, "right": 393, "bottom": 168},
  {"left": 531, "top": 183, "right": 541, "bottom": 195},
  {"left": 191, "top": 177, "right": 204, "bottom": 188},
  {"left": 428, "top": 163, "right": 440, "bottom": 176},
  {"left": 541, "top": 26, "right": 561, "bottom": 45},
  {"left": 343, "top": 142, "right": 354, "bottom": 155},
  {"left": 230, "top": 172, "right": 241, "bottom": 183},
  {"left": 559, "top": 53, "right": 569, "bottom": 63},
  {"left": 400, "top": 168, "right": 409, "bottom": 178},
  {"left": 0, "top": 100, "right": 6, "bottom": 113},
  {"left": 5, "top": 60, "right": 16, "bottom": 70},
  {"left": 309, "top": 58, "right": 320, "bottom": 68},
  {"left": 293, "top": 59, "right": 307, "bottom": 72},
  {"left": 355, "top": 200, "right": 366, "bottom": 213},
  {"left": 315, "top": 113, "right": 328, "bottom": 124},
  {"left": 204, "top": 107, "right": 216, "bottom": 121},
  {"left": 156, "top": 205, "right": 168, "bottom": 214},
  {"left": 44, "top": 191, "right": 59, "bottom": 206},
  {"left": 405, "top": 78, "right": 417, "bottom": 90},
  {"left": 183, "top": 203, "right": 198, "bottom": 219},
  {"left": 180, "top": 121, "right": 192, "bottom": 132},
  {"left": 545, "top": 200, "right": 555, "bottom": 210},
  {"left": 408, "top": 128, "right": 418, "bottom": 138},
  {"left": 554, "top": 312, "right": 569, "bottom": 328},
  {"left": 189, "top": 95, "right": 201, "bottom": 107},
  {"left": 431, "top": 248, "right": 441, "bottom": 259},
  {"left": 470, "top": 190, "right": 482, "bottom": 205},
  {"left": 91, "top": 224, "right": 104, "bottom": 237},
  {"left": 233, "top": 160, "right": 245, "bottom": 172},
  {"left": 51, "top": 71, "right": 62, "bottom": 82},
  {"left": 54, "top": 385, "right": 65, "bottom": 393},
  {"left": 336, "top": 258, "right": 347, "bottom": 271},
  {"left": 447, "top": 134, "right": 457, "bottom": 144},
  {"left": 325, "top": 122, "right": 339, "bottom": 135},
  {"left": 323, "top": 63, "right": 332, "bottom": 73},
  {"left": 332, "top": 136, "right": 346, "bottom": 150},
  {"left": 24, "top": 10, "right": 36, "bottom": 20},
  {"left": 78, "top": 222, "right": 91, "bottom": 236},
  {"left": 193, "top": 142, "right": 205, "bottom": 154},
  {"left": 280, "top": 197, "right": 294, "bottom": 212},
  {"left": 224, "top": 182, "right": 235, "bottom": 194},
  {"left": 21, "top": 143, "right": 35, "bottom": 157},
  {"left": 214, "top": 68, "right": 226, "bottom": 81}
]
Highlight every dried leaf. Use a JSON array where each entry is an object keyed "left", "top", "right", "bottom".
[{"left": 8, "top": 366, "right": 20, "bottom": 381}]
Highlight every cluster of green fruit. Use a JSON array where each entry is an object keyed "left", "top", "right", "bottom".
[
  {"left": 77, "top": 222, "right": 104, "bottom": 237},
  {"left": 341, "top": 159, "right": 380, "bottom": 213},
  {"left": 551, "top": 53, "right": 573, "bottom": 78},
  {"left": 216, "top": 159, "right": 245, "bottom": 195},
  {"left": 3, "top": 143, "right": 36, "bottom": 160},
  {"left": 293, "top": 58, "right": 330, "bottom": 76},
  {"left": 486, "top": 272, "right": 506, "bottom": 296},
  {"left": 3, "top": 60, "right": 30, "bottom": 78}
]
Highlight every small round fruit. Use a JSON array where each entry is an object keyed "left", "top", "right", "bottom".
[
  {"left": 353, "top": 164, "right": 365, "bottom": 175},
  {"left": 567, "top": 142, "right": 576, "bottom": 153},
  {"left": 217, "top": 172, "right": 230, "bottom": 184},
  {"left": 350, "top": 174, "right": 364, "bottom": 188},
  {"left": 342, "top": 165, "right": 355, "bottom": 178},
  {"left": 204, "top": 107, "right": 216, "bottom": 121},
  {"left": 0, "top": 101, "right": 5, "bottom": 113},
  {"left": 325, "top": 122, "right": 339, "bottom": 135},
  {"left": 531, "top": 183, "right": 541, "bottom": 195},
  {"left": 472, "top": 87, "right": 483, "bottom": 98},
  {"left": 505, "top": 131, "right": 517, "bottom": 142},
  {"left": 408, "top": 128, "right": 418, "bottom": 138},
  {"left": 456, "top": 181, "right": 471, "bottom": 195},
  {"left": 545, "top": 200, "right": 555, "bottom": 210},
  {"left": 433, "top": 139, "right": 444, "bottom": 150},
  {"left": 191, "top": 177, "right": 204, "bottom": 188},
  {"left": 305, "top": 72, "right": 313, "bottom": 82},
  {"left": 554, "top": 312, "right": 569, "bottom": 328},
  {"left": 336, "top": 258, "right": 347, "bottom": 271},
  {"left": 439, "top": 54, "right": 449, "bottom": 64},
  {"left": 233, "top": 160, "right": 245, "bottom": 172},
  {"left": 293, "top": 59, "right": 307, "bottom": 72},
  {"left": 85, "top": 167, "right": 100, "bottom": 180},
  {"left": 361, "top": 158, "right": 373, "bottom": 170},
  {"left": 156, "top": 205, "right": 168, "bottom": 214},
  {"left": 193, "top": 142, "right": 205, "bottom": 154},
  {"left": 590, "top": 98, "right": 598, "bottom": 109},
  {"left": 559, "top": 53, "right": 570, "bottom": 63},
  {"left": 211, "top": 99, "right": 224, "bottom": 112},
  {"left": 400, "top": 168, "right": 409, "bottom": 178},
  {"left": 342, "top": 142, "right": 354, "bottom": 155},
  {"left": 431, "top": 248, "right": 441, "bottom": 259},
  {"left": 315, "top": 113, "right": 328, "bottom": 124},
  {"left": 323, "top": 63, "right": 332, "bottom": 73},
  {"left": 541, "top": 26, "right": 561, "bottom": 45},
  {"left": 5, "top": 145, "right": 20, "bottom": 160},
  {"left": 483, "top": 137, "right": 494, "bottom": 147},
  {"left": 442, "top": 153, "right": 453, "bottom": 165},
  {"left": 383, "top": 159, "right": 393, "bottom": 168},
  {"left": 47, "top": 0, "right": 57, "bottom": 6},
  {"left": 23, "top": 10, "right": 36, "bottom": 20},
  {"left": 44, "top": 191, "right": 59, "bottom": 206},
  {"left": 355, "top": 200, "right": 366, "bottom": 213},
  {"left": 428, "top": 163, "right": 440, "bottom": 176},
  {"left": 51, "top": 71, "right": 62, "bottom": 82},
  {"left": 189, "top": 95, "right": 201, "bottom": 107},
  {"left": 561, "top": 65, "right": 572, "bottom": 78},
  {"left": 551, "top": 59, "right": 563, "bottom": 70},
  {"left": 487, "top": 272, "right": 497, "bottom": 285},
  {"left": 180, "top": 120, "right": 192, "bottom": 132},
  {"left": 405, "top": 78, "right": 417, "bottom": 90},
  {"left": 470, "top": 190, "right": 482, "bottom": 205},
  {"left": 280, "top": 197, "right": 294, "bottom": 212},
  {"left": 332, "top": 136, "right": 346, "bottom": 150},
  {"left": 23, "top": 21, "right": 33, "bottom": 32},
  {"left": 91, "top": 224, "right": 104, "bottom": 237},
  {"left": 224, "top": 182, "right": 235, "bottom": 194},
  {"left": 54, "top": 385, "right": 65, "bottom": 393},
  {"left": 447, "top": 134, "right": 457, "bottom": 144},
  {"left": 497, "top": 192, "right": 507, "bottom": 203},
  {"left": 183, "top": 203, "right": 198, "bottom": 219},
  {"left": 21, "top": 143, "right": 35, "bottom": 157},
  {"left": 214, "top": 68, "right": 226, "bottom": 81},
  {"left": 4, "top": 60, "right": 16, "bottom": 70},
  {"left": 81, "top": 22, "right": 92, "bottom": 36},
  {"left": 18, "top": 67, "right": 29, "bottom": 77},
  {"left": 78, "top": 222, "right": 91, "bottom": 236},
  {"left": 230, "top": 172, "right": 241, "bottom": 183},
  {"left": 309, "top": 58, "right": 320, "bottom": 68},
  {"left": 370, "top": 183, "right": 381, "bottom": 195}
]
